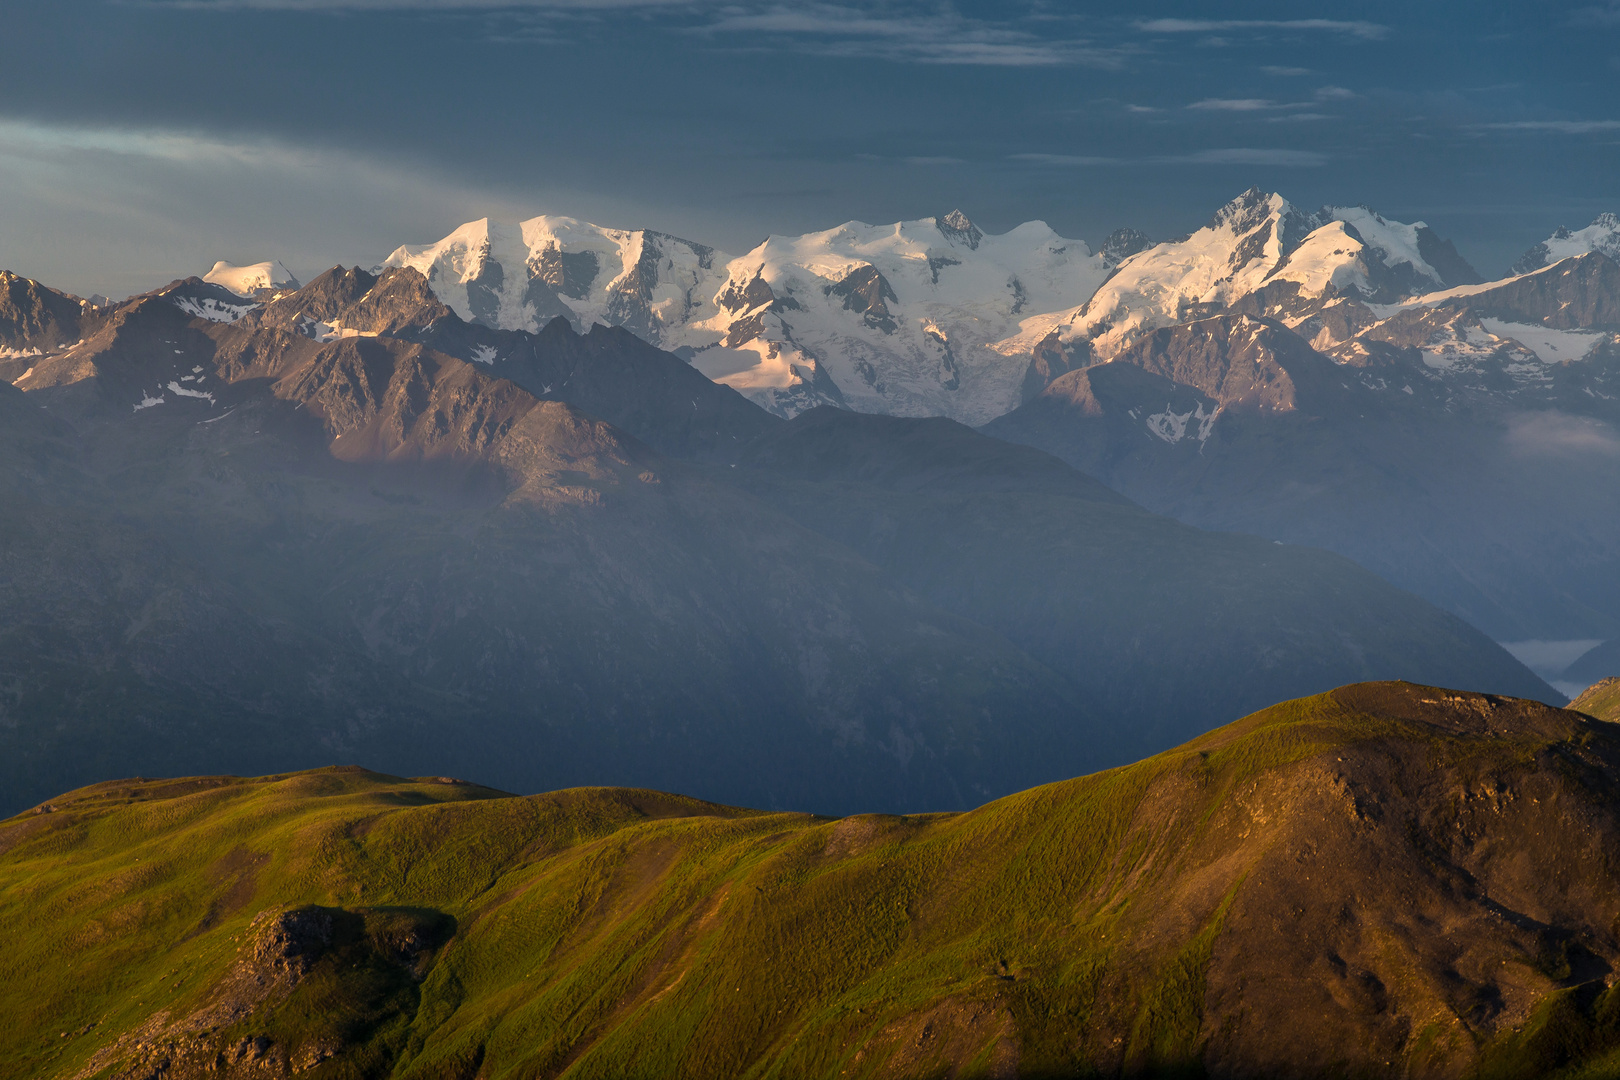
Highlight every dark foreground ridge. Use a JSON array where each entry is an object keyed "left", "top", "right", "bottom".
[{"left": 5, "top": 681, "right": 1620, "bottom": 1079}]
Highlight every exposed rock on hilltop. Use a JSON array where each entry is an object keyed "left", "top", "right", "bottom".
[{"left": 7, "top": 684, "right": 1620, "bottom": 1079}]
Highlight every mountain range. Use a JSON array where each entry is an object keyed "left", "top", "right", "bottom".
[
  {"left": 362, "top": 191, "right": 1620, "bottom": 654},
  {"left": 0, "top": 246, "right": 1552, "bottom": 818}
]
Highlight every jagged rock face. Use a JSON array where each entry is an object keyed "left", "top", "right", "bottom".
[
  {"left": 1099, "top": 226, "right": 1153, "bottom": 269},
  {"left": 937, "top": 207, "right": 983, "bottom": 249},
  {"left": 826, "top": 264, "right": 900, "bottom": 334},
  {"left": 61, "top": 904, "right": 446, "bottom": 1080},
  {"left": 1103, "top": 313, "right": 1348, "bottom": 416},
  {"left": 0, "top": 271, "right": 101, "bottom": 364},
  {"left": 1442, "top": 251, "right": 1620, "bottom": 330}
]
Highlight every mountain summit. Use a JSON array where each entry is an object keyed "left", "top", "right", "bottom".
[
  {"left": 1513, "top": 211, "right": 1620, "bottom": 275},
  {"left": 202, "top": 259, "right": 300, "bottom": 298},
  {"left": 380, "top": 211, "right": 1112, "bottom": 422}
]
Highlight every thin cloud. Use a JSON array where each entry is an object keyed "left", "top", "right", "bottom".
[
  {"left": 1186, "top": 98, "right": 1324, "bottom": 114},
  {"left": 139, "top": 0, "right": 1131, "bottom": 66},
  {"left": 148, "top": 0, "right": 693, "bottom": 8},
  {"left": 699, "top": 5, "right": 1127, "bottom": 67},
  {"left": 1137, "top": 18, "right": 1390, "bottom": 40},
  {"left": 1166, "top": 148, "right": 1327, "bottom": 166},
  {"left": 0, "top": 117, "right": 537, "bottom": 297},
  {"left": 1507, "top": 411, "right": 1620, "bottom": 457},
  {"left": 1188, "top": 98, "right": 1285, "bottom": 112},
  {"left": 1261, "top": 65, "right": 1310, "bottom": 76},
  {"left": 1570, "top": 2, "right": 1620, "bottom": 27},
  {"left": 1010, "top": 153, "right": 1122, "bottom": 166},
  {"left": 1012, "top": 148, "right": 1326, "bottom": 168},
  {"left": 1315, "top": 86, "right": 1356, "bottom": 100},
  {"left": 1480, "top": 120, "right": 1620, "bottom": 133}
]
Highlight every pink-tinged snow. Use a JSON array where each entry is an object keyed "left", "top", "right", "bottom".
[
  {"left": 1540, "top": 213, "right": 1620, "bottom": 266},
  {"left": 381, "top": 216, "right": 728, "bottom": 347},
  {"left": 1322, "top": 207, "right": 1442, "bottom": 282},
  {"left": 680, "top": 215, "right": 1110, "bottom": 421},
  {"left": 383, "top": 212, "right": 1109, "bottom": 422},
  {"left": 1043, "top": 195, "right": 1455, "bottom": 360},
  {"left": 203, "top": 260, "right": 299, "bottom": 297}
]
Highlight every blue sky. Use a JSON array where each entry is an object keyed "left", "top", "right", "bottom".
[{"left": 2, "top": 0, "right": 1617, "bottom": 296}]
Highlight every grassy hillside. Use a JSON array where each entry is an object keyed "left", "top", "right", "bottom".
[
  {"left": 5, "top": 682, "right": 1620, "bottom": 1079},
  {"left": 1572, "top": 677, "right": 1620, "bottom": 722}
]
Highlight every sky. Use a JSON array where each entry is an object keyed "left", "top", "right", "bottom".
[{"left": 1, "top": 0, "right": 1617, "bottom": 298}]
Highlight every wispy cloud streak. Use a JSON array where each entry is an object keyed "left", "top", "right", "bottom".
[
  {"left": 697, "top": 4, "right": 1127, "bottom": 67},
  {"left": 1013, "top": 147, "right": 1327, "bottom": 167},
  {"left": 1136, "top": 18, "right": 1389, "bottom": 40}
]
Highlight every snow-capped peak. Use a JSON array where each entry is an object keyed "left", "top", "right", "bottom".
[
  {"left": 382, "top": 210, "right": 1110, "bottom": 422},
  {"left": 1513, "top": 212, "right": 1620, "bottom": 275},
  {"left": 937, "top": 209, "right": 983, "bottom": 250},
  {"left": 381, "top": 214, "right": 724, "bottom": 347},
  {"left": 203, "top": 260, "right": 300, "bottom": 297},
  {"left": 1047, "top": 191, "right": 1477, "bottom": 358},
  {"left": 677, "top": 213, "right": 1108, "bottom": 421}
]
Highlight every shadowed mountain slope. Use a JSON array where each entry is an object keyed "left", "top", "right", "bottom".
[
  {"left": 5, "top": 683, "right": 1620, "bottom": 1079},
  {"left": 0, "top": 299, "right": 1085, "bottom": 818},
  {"left": 0, "top": 266, "right": 1553, "bottom": 817},
  {"left": 729, "top": 409, "right": 1552, "bottom": 760},
  {"left": 985, "top": 297, "right": 1620, "bottom": 641}
]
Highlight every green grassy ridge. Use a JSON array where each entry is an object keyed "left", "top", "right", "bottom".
[
  {"left": 1572, "top": 678, "right": 1620, "bottom": 723},
  {"left": 4, "top": 683, "right": 1618, "bottom": 1079}
]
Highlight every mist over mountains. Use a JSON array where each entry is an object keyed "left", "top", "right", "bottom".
[
  {"left": 5, "top": 184, "right": 1599, "bottom": 818},
  {"left": 366, "top": 189, "right": 1620, "bottom": 653},
  {"left": 3, "top": 187, "right": 1617, "bottom": 816}
]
